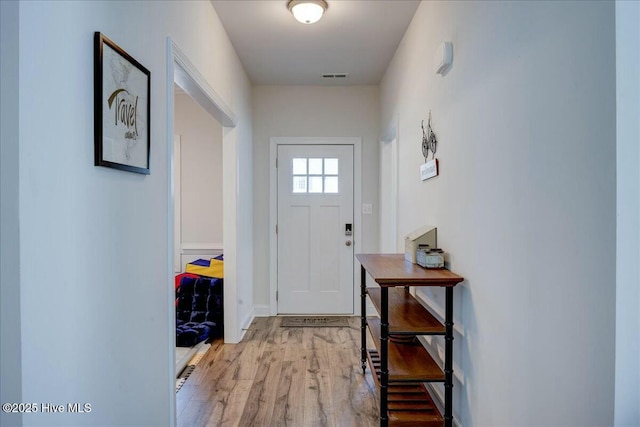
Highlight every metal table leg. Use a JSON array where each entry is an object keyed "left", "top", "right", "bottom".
[
  {"left": 360, "top": 265, "right": 367, "bottom": 374},
  {"left": 444, "top": 286, "right": 454, "bottom": 427},
  {"left": 380, "top": 287, "right": 389, "bottom": 426}
]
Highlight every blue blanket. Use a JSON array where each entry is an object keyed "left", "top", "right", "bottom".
[{"left": 175, "top": 275, "right": 223, "bottom": 347}]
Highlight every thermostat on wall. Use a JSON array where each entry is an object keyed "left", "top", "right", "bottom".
[{"left": 435, "top": 42, "right": 453, "bottom": 75}]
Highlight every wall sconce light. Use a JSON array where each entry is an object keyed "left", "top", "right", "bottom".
[
  {"left": 435, "top": 42, "right": 453, "bottom": 75},
  {"left": 288, "top": 0, "right": 328, "bottom": 24}
]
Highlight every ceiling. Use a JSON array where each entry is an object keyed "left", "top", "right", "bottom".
[{"left": 211, "top": 1, "right": 420, "bottom": 86}]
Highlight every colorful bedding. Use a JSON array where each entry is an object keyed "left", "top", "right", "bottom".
[
  {"left": 175, "top": 263, "right": 224, "bottom": 347},
  {"left": 185, "top": 257, "right": 224, "bottom": 278}
]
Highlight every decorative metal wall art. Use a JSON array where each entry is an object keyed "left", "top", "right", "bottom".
[
  {"left": 419, "top": 111, "right": 439, "bottom": 181},
  {"left": 421, "top": 111, "right": 438, "bottom": 162}
]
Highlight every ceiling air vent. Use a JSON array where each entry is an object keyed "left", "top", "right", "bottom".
[{"left": 322, "top": 73, "right": 349, "bottom": 79}]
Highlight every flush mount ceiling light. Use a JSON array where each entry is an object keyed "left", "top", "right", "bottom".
[{"left": 288, "top": 0, "right": 328, "bottom": 24}]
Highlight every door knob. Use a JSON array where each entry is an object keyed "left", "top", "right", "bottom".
[{"left": 345, "top": 240, "right": 352, "bottom": 246}]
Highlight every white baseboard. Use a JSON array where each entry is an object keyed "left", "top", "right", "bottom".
[
  {"left": 253, "top": 305, "right": 270, "bottom": 317},
  {"left": 236, "top": 305, "right": 273, "bottom": 342}
]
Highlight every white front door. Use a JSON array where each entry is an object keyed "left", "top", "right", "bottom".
[{"left": 277, "top": 144, "right": 354, "bottom": 314}]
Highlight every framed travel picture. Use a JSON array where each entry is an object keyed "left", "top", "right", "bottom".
[{"left": 94, "top": 32, "right": 150, "bottom": 175}]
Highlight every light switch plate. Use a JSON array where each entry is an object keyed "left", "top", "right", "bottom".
[{"left": 362, "top": 203, "right": 373, "bottom": 215}]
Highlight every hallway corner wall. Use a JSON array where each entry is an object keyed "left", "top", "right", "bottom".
[
  {"left": 380, "top": 1, "right": 616, "bottom": 425},
  {"left": 614, "top": 1, "right": 640, "bottom": 425},
  {"left": 15, "top": 1, "right": 252, "bottom": 425},
  {"left": 1, "top": 1, "right": 23, "bottom": 426}
]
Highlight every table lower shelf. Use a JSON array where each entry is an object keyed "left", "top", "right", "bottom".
[
  {"left": 367, "top": 317, "right": 445, "bottom": 382},
  {"left": 367, "top": 349, "right": 444, "bottom": 426}
]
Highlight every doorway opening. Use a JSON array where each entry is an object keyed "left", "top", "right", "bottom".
[
  {"left": 166, "top": 38, "right": 237, "bottom": 425},
  {"left": 172, "top": 84, "right": 224, "bottom": 373}
]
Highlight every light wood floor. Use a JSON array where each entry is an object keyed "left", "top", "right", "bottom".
[{"left": 177, "top": 316, "right": 380, "bottom": 427}]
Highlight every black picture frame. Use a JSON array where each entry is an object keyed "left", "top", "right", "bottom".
[{"left": 94, "top": 32, "right": 150, "bottom": 175}]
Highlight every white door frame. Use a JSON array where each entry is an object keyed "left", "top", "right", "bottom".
[
  {"left": 166, "top": 38, "right": 238, "bottom": 426},
  {"left": 173, "top": 134, "right": 182, "bottom": 273},
  {"left": 269, "top": 137, "right": 362, "bottom": 316}
]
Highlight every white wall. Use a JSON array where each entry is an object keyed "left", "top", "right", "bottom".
[
  {"left": 379, "top": 138, "right": 398, "bottom": 252},
  {"left": 235, "top": 82, "right": 255, "bottom": 329},
  {"left": 15, "top": 1, "right": 252, "bottom": 425},
  {"left": 174, "top": 93, "right": 223, "bottom": 248},
  {"left": 615, "top": 1, "right": 640, "bottom": 425},
  {"left": 380, "top": 1, "right": 616, "bottom": 425},
  {"left": 252, "top": 85, "right": 380, "bottom": 309},
  {"left": 0, "top": 1, "right": 22, "bottom": 426}
]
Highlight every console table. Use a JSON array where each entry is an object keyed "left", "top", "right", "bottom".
[{"left": 357, "top": 254, "right": 464, "bottom": 427}]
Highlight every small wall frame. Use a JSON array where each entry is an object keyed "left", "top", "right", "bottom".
[{"left": 94, "top": 32, "right": 151, "bottom": 175}]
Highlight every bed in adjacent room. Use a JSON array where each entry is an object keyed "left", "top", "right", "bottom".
[{"left": 174, "top": 255, "right": 224, "bottom": 373}]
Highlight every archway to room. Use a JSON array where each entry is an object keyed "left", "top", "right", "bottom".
[{"left": 166, "top": 38, "right": 238, "bottom": 424}]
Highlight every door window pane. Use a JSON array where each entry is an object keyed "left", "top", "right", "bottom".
[
  {"left": 293, "top": 176, "right": 307, "bottom": 193},
  {"left": 324, "top": 176, "right": 338, "bottom": 193},
  {"left": 293, "top": 158, "right": 307, "bottom": 175},
  {"left": 324, "top": 158, "right": 338, "bottom": 175},
  {"left": 308, "top": 158, "right": 323, "bottom": 175},
  {"left": 291, "top": 156, "right": 341, "bottom": 194},
  {"left": 308, "top": 176, "right": 323, "bottom": 193}
]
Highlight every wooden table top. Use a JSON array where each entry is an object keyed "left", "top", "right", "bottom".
[{"left": 356, "top": 253, "right": 464, "bottom": 287}]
